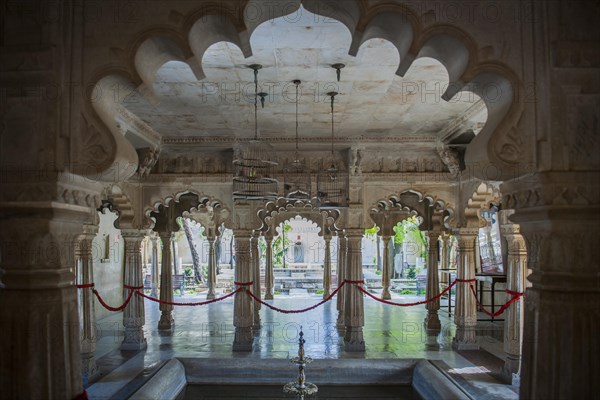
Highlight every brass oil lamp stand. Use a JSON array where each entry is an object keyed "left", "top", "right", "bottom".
[{"left": 283, "top": 327, "right": 318, "bottom": 399}]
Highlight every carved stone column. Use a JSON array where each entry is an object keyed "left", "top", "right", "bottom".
[
  {"left": 381, "top": 235, "right": 393, "bottom": 300},
  {"left": 503, "top": 172, "right": 599, "bottom": 399},
  {"left": 250, "top": 233, "right": 261, "bottom": 330},
  {"left": 336, "top": 232, "right": 347, "bottom": 329},
  {"left": 264, "top": 234, "right": 274, "bottom": 300},
  {"left": 344, "top": 229, "right": 365, "bottom": 352},
  {"left": 453, "top": 228, "right": 478, "bottom": 350},
  {"left": 233, "top": 231, "right": 254, "bottom": 351},
  {"left": 206, "top": 233, "right": 217, "bottom": 300},
  {"left": 158, "top": 232, "right": 174, "bottom": 331},
  {"left": 76, "top": 226, "right": 99, "bottom": 384},
  {"left": 323, "top": 234, "right": 332, "bottom": 299},
  {"left": 499, "top": 209, "right": 528, "bottom": 384},
  {"left": 150, "top": 236, "right": 159, "bottom": 298},
  {"left": 121, "top": 229, "right": 147, "bottom": 350},
  {"left": 424, "top": 231, "right": 441, "bottom": 332},
  {"left": 439, "top": 234, "right": 450, "bottom": 286}
]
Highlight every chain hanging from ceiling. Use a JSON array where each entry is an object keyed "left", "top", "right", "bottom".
[
  {"left": 283, "top": 80, "right": 312, "bottom": 200},
  {"left": 232, "top": 64, "right": 278, "bottom": 201},
  {"left": 317, "top": 86, "right": 349, "bottom": 209}
]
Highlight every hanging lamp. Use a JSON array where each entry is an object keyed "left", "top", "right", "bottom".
[
  {"left": 232, "top": 64, "right": 278, "bottom": 201},
  {"left": 317, "top": 91, "right": 349, "bottom": 209},
  {"left": 283, "top": 80, "right": 311, "bottom": 200}
]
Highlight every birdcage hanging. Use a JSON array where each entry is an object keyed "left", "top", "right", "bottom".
[
  {"left": 316, "top": 91, "right": 349, "bottom": 209},
  {"left": 283, "top": 80, "right": 311, "bottom": 200},
  {"left": 232, "top": 64, "right": 279, "bottom": 201}
]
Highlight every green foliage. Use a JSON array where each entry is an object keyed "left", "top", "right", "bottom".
[
  {"left": 393, "top": 217, "right": 428, "bottom": 258},
  {"left": 405, "top": 265, "right": 417, "bottom": 279},
  {"left": 315, "top": 289, "right": 324, "bottom": 295},
  {"left": 400, "top": 289, "right": 416, "bottom": 295},
  {"left": 272, "top": 223, "right": 292, "bottom": 266},
  {"left": 184, "top": 266, "right": 194, "bottom": 277},
  {"left": 364, "top": 225, "right": 378, "bottom": 237}
]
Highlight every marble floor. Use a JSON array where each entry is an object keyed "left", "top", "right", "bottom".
[{"left": 87, "top": 291, "right": 517, "bottom": 400}]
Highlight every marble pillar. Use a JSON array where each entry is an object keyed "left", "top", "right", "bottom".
[
  {"left": 453, "top": 228, "right": 478, "bottom": 350},
  {"left": 336, "top": 232, "right": 347, "bottom": 329},
  {"left": 381, "top": 235, "right": 393, "bottom": 300},
  {"left": 344, "top": 229, "right": 365, "bottom": 352},
  {"left": 150, "top": 236, "right": 159, "bottom": 298},
  {"left": 264, "top": 235, "right": 274, "bottom": 300},
  {"left": 233, "top": 232, "right": 254, "bottom": 351},
  {"left": 121, "top": 229, "right": 147, "bottom": 350},
  {"left": 323, "top": 235, "right": 332, "bottom": 299},
  {"left": 250, "top": 234, "right": 261, "bottom": 330},
  {"left": 158, "top": 232, "right": 174, "bottom": 331},
  {"left": 439, "top": 234, "right": 450, "bottom": 286},
  {"left": 424, "top": 231, "right": 441, "bottom": 332},
  {"left": 206, "top": 234, "right": 217, "bottom": 300},
  {"left": 0, "top": 220, "right": 84, "bottom": 399},
  {"left": 500, "top": 210, "right": 528, "bottom": 385},
  {"left": 76, "top": 226, "right": 99, "bottom": 384},
  {"left": 504, "top": 173, "right": 599, "bottom": 399},
  {"left": 172, "top": 238, "right": 180, "bottom": 276}
]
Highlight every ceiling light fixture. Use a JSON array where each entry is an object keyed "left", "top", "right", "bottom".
[
  {"left": 283, "top": 80, "right": 311, "bottom": 200},
  {"left": 232, "top": 64, "right": 278, "bottom": 201}
]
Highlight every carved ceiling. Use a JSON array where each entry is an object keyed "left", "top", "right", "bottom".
[{"left": 121, "top": 6, "right": 487, "bottom": 157}]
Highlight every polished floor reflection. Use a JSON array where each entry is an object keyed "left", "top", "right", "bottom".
[{"left": 87, "top": 292, "right": 517, "bottom": 400}]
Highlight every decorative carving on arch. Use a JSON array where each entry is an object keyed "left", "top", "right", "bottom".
[
  {"left": 463, "top": 182, "right": 502, "bottom": 228},
  {"left": 183, "top": 198, "right": 230, "bottom": 237},
  {"left": 369, "top": 190, "right": 454, "bottom": 235},
  {"left": 257, "top": 197, "right": 341, "bottom": 238},
  {"left": 99, "top": 184, "right": 138, "bottom": 229}
]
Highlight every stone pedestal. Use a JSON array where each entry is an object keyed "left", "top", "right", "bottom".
[
  {"left": 121, "top": 230, "right": 148, "bottom": 350},
  {"left": 424, "top": 231, "right": 441, "bottom": 333},
  {"left": 76, "top": 226, "right": 100, "bottom": 384},
  {"left": 264, "top": 235, "right": 274, "bottom": 300},
  {"left": 336, "top": 233, "right": 347, "bottom": 329},
  {"left": 250, "top": 234, "right": 261, "bottom": 330},
  {"left": 323, "top": 235, "right": 332, "bottom": 299},
  {"left": 381, "top": 235, "right": 392, "bottom": 300},
  {"left": 158, "top": 232, "right": 174, "bottom": 331},
  {"left": 499, "top": 210, "right": 528, "bottom": 384},
  {"left": 233, "top": 232, "right": 254, "bottom": 351},
  {"left": 344, "top": 230, "right": 365, "bottom": 352},
  {"left": 453, "top": 228, "right": 478, "bottom": 350},
  {"left": 206, "top": 235, "right": 217, "bottom": 300}
]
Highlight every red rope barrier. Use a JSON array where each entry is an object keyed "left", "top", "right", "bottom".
[
  {"left": 137, "top": 288, "right": 241, "bottom": 306},
  {"left": 123, "top": 284, "right": 144, "bottom": 290},
  {"left": 246, "top": 283, "right": 345, "bottom": 314},
  {"left": 76, "top": 283, "right": 94, "bottom": 289},
  {"left": 455, "top": 278, "right": 477, "bottom": 283},
  {"left": 92, "top": 288, "right": 135, "bottom": 312},
  {"left": 506, "top": 289, "right": 524, "bottom": 297},
  {"left": 358, "top": 280, "right": 458, "bottom": 307},
  {"left": 469, "top": 284, "right": 522, "bottom": 318},
  {"left": 233, "top": 281, "right": 254, "bottom": 286}
]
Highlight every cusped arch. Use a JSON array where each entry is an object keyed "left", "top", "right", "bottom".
[{"left": 257, "top": 197, "right": 341, "bottom": 237}]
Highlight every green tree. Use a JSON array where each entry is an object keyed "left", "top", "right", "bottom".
[
  {"left": 364, "top": 225, "right": 381, "bottom": 271},
  {"left": 272, "top": 222, "right": 292, "bottom": 267}
]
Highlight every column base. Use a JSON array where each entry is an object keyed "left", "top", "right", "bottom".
[
  {"left": 232, "top": 327, "right": 254, "bottom": 352},
  {"left": 206, "top": 291, "right": 216, "bottom": 300},
  {"left": 264, "top": 292, "right": 274, "bottom": 300},
  {"left": 81, "top": 355, "right": 100, "bottom": 385},
  {"left": 158, "top": 313, "right": 174, "bottom": 331},
  {"left": 452, "top": 327, "right": 479, "bottom": 350},
  {"left": 150, "top": 289, "right": 158, "bottom": 298},
  {"left": 323, "top": 290, "right": 331, "bottom": 300},
  {"left": 424, "top": 310, "right": 441, "bottom": 332},
  {"left": 336, "top": 313, "right": 345, "bottom": 330},
  {"left": 381, "top": 287, "right": 392, "bottom": 300},
  {"left": 344, "top": 327, "right": 365, "bottom": 352},
  {"left": 121, "top": 331, "right": 148, "bottom": 351},
  {"left": 501, "top": 356, "right": 521, "bottom": 384}
]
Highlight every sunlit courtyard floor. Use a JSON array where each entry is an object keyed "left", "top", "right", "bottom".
[{"left": 87, "top": 290, "right": 518, "bottom": 400}]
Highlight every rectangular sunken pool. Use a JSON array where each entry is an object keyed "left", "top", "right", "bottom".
[{"left": 181, "top": 384, "right": 419, "bottom": 399}]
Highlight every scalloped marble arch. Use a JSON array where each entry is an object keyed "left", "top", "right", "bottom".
[
  {"left": 144, "top": 189, "right": 231, "bottom": 231},
  {"left": 369, "top": 189, "right": 455, "bottom": 231},
  {"left": 87, "top": 0, "right": 525, "bottom": 181},
  {"left": 463, "top": 182, "right": 502, "bottom": 228},
  {"left": 256, "top": 197, "right": 342, "bottom": 237}
]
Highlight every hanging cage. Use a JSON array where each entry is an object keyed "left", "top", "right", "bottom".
[
  {"left": 232, "top": 140, "right": 278, "bottom": 201},
  {"left": 283, "top": 158, "right": 311, "bottom": 200},
  {"left": 316, "top": 160, "right": 349, "bottom": 208}
]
